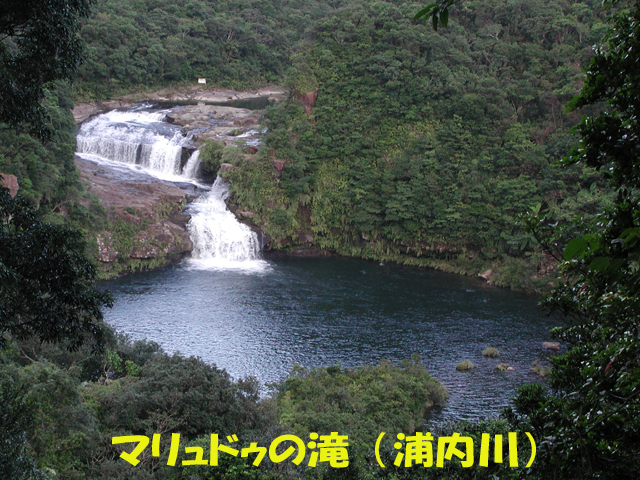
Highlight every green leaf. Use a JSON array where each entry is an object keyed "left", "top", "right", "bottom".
[
  {"left": 607, "top": 258, "right": 625, "bottom": 272},
  {"left": 414, "top": 4, "right": 436, "bottom": 20},
  {"left": 530, "top": 202, "right": 542, "bottom": 214},
  {"left": 587, "top": 240, "right": 601, "bottom": 252},
  {"left": 589, "top": 257, "right": 610, "bottom": 272},
  {"left": 432, "top": 10, "right": 439, "bottom": 31},
  {"left": 564, "top": 237, "right": 588, "bottom": 260},
  {"left": 441, "top": 8, "right": 449, "bottom": 26}
]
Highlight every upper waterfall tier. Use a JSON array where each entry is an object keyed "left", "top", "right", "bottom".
[{"left": 76, "top": 108, "right": 198, "bottom": 181}]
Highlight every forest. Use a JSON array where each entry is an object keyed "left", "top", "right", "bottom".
[
  {"left": 76, "top": 0, "right": 616, "bottom": 289},
  {"left": 2, "top": 0, "right": 640, "bottom": 479},
  {"left": 223, "top": 0, "right": 612, "bottom": 289},
  {"left": 0, "top": 0, "right": 617, "bottom": 288}
]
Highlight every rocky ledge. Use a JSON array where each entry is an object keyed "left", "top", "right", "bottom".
[
  {"left": 76, "top": 156, "right": 194, "bottom": 277},
  {"left": 72, "top": 86, "right": 285, "bottom": 276},
  {"left": 72, "top": 86, "right": 285, "bottom": 125}
]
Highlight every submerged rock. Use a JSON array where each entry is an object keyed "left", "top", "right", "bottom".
[{"left": 497, "top": 363, "right": 514, "bottom": 371}]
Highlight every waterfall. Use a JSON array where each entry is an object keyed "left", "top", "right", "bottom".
[
  {"left": 187, "top": 178, "right": 268, "bottom": 272},
  {"left": 76, "top": 108, "right": 192, "bottom": 179},
  {"left": 77, "top": 107, "right": 267, "bottom": 272},
  {"left": 182, "top": 150, "right": 202, "bottom": 179}
]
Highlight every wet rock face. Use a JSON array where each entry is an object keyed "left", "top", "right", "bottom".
[{"left": 76, "top": 157, "right": 193, "bottom": 273}]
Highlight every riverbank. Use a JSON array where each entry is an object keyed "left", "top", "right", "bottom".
[{"left": 72, "top": 86, "right": 286, "bottom": 124}]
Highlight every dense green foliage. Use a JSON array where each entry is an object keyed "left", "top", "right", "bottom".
[
  {"left": 0, "top": 188, "right": 112, "bottom": 350},
  {"left": 226, "top": 0, "right": 613, "bottom": 289},
  {"left": 503, "top": 1, "right": 640, "bottom": 477},
  {"left": 272, "top": 358, "right": 447, "bottom": 451},
  {"left": 0, "top": 332, "right": 271, "bottom": 479},
  {"left": 77, "top": 0, "right": 348, "bottom": 97},
  {"left": 0, "top": 0, "right": 90, "bottom": 136},
  {"left": 0, "top": 83, "right": 85, "bottom": 212}
]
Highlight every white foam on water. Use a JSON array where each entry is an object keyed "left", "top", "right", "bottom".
[
  {"left": 76, "top": 108, "right": 202, "bottom": 181},
  {"left": 186, "top": 178, "right": 270, "bottom": 273}
]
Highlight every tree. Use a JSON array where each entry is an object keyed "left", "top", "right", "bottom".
[
  {"left": 415, "top": 1, "right": 640, "bottom": 477},
  {"left": 0, "top": 187, "right": 112, "bottom": 350},
  {"left": 0, "top": 372, "right": 44, "bottom": 480},
  {"left": 0, "top": 0, "right": 91, "bottom": 137},
  {"left": 501, "top": 1, "right": 640, "bottom": 478}
]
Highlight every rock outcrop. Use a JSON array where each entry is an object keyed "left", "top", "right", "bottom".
[
  {"left": 117, "top": 86, "right": 285, "bottom": 105},
  {"left": 0, "top": 173, "right": 19, "bottom": 197},
  {"left": 76, "top": 156, "right": 193, "bottom": 276},
  {"left": 298, "top": 89, "right": 319, "bottom": 115},
  {"left": 166, "top": 105, "right": 261, "bottom": 143},
  {"left": 542, "top": 341, "right": 561, "bottom": 351}
]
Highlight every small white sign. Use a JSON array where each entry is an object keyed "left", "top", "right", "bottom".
[{"left": 198, "top": 78, "right": 206, "bottom": 84}]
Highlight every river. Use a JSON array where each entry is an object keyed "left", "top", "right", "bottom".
[{"left": 81, "top": 105, "right": 559, "bottom": 424}]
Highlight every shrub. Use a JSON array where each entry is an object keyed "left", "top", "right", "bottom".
[
  {"left": 456, "top": 360, "right": 475, "bottom": 371},
  {"left": 199, "top": 140, "right": 225, "bottom": 175},
  {"left": 482, "top": 347, "right": 499, "bottom": 358},
  {"left": 273, "top": 356, "right": 448, "bottom": 450}
]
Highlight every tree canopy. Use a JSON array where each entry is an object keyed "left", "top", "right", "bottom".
[
  {"left": 224, "top": 0, "right": 608, "bottom": 289},
  {"left": 0, "top": 188, "right": 112, "bottom": 350},
  {"left": 0, "top": 0, "right": 91, "bottom": 136},
  {"left": 499, "top": 1, "right": 640, "bottom": 477}
]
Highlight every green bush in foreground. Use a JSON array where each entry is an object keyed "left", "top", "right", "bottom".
[{"left": 272, "top": 356, "right": 448, "bottom": 452}]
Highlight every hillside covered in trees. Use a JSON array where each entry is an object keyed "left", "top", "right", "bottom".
[
  {"left": 3, "top": 0, "right": 640, "bottom": 478},
  {"left": 223, "top": 0, "right": 613, "bottom": 289},
  {"left": 74, "top": 0, "right": 613, "bottom": 288},
  {"left": 76, "top": 0, "right": 347, "bottom": 96}
]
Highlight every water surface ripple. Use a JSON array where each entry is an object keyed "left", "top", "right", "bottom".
[{"left": 101, "top": 257, "right": 558, "bottom": 423}]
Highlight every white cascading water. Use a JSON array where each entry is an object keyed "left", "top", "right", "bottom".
[
  {"left": 182, "top": 150, "right": 201, "bottom": 179},
  {"left": 76, "top": 108, "right": 198, "bottom": 179},
  {"left": 187, "top": 177, "right": 268, "bottom": 272},
  {"left": 76, "top": 107, "right": 267, "bottom": 272}
]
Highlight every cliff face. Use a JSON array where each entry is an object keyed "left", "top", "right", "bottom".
[
  {"left": 0, "top": 173, "right": 19, "bottom": 197},
  {"left": 76, "top": 157, "right": 193, "bottom": 277}
]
